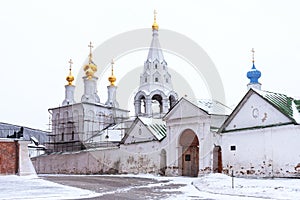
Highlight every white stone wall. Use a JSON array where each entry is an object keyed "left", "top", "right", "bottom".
[
  {"left": 221, "top": 124, "right": 300, "bottom": 177},
  {"left": 32, "top": 141, "right": 163, "bottom": 175}
]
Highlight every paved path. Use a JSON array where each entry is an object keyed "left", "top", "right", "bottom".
[{"left": 41, "top": 175, "right": 211, "bottom": 200}]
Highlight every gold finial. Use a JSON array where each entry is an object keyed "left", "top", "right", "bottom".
[
  {"left": 108, "top": 59, "right": 116, "bottom": 86},
  {"left": 152, "top": 10, "right": 159, "bottom": 31},
  {"left": 84, "top": 41, "right": 97, "bottom": 79},
  {"left": 66, "top": 59, "right": 74, "bottom": 85},
  {"left": 88, "top": 41, "right": 94, "bottom": 64},
  {"left": 251, "top": 48, "right": 255, "bottom": 63}
]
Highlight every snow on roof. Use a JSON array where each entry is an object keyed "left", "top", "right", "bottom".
[
  {"left": 139, "top": 117, "right": 166, "bottom": 141},
  {"left": 0, "top": 122, "right": 49, "bottom": 144},
  {"left": 195, "top": 99, "right": 232, "bottom": 115}
]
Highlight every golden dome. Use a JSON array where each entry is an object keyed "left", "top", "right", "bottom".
[
  {"left": 83, "top": 42, "right": 98, "bottom": 79},
  {"left": 152, "top": 10, "right": 159, "bottom": 30},
  {"left": 108, "top": 59, "right": 116, "bottom": 86},
  {"left": 108, "top": 75, "right": 116, "bottom": 86},
  {"left": 66, "top": 59, "right": 74, "bottom": 85},
  {"left": 66, "top": 75, "right": 74, "bottom": 85}
]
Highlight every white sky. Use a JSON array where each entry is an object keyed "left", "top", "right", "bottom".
[{"left": 0, "top": 0, "right": 300, "bottom": 130}]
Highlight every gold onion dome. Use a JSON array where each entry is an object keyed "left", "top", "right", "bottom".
[
  {"left": 152, "top": 10, "right": 159, "bottom": 30},
  {"left": 108, "top": 59, "right": 116, "bottom": 86},
  {"left": 84, "top": 42, "right": 98, "bottom": 79},
  {"left": 66, "top": 59, "right": 74, "bottom": 85}
]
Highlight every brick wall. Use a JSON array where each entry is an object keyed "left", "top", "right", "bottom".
[{"left": 0, "top": 140, "right": 19, "bottom": 174}]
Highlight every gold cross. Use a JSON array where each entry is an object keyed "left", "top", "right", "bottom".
[
  {"left": 154, "top": 10, "right": 157, "bottom": 21},
  {"left": 68, "top": 59, "right": 73, "bottom": 71},
  {"left": 88, "top": 41, "right": 93, "bottom": 52},
  {"left": 88, "top": 42, "right": 93, "bottom": 63},
  {"left": 111, "top": 59, "right": 114, "bottom": 75},
  {"left": 251, "top": 48, "right": 255, "bottom": 63}
]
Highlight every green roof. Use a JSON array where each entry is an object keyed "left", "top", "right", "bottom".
[{"left": 257, "top": 90, "right": 300, "bottom": 122}]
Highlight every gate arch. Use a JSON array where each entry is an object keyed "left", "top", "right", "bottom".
[{"left": 179, "top": 129, "right": 199, "bottom": 177}]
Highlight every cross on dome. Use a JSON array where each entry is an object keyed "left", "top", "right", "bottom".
[
  {"left": 247, "top": 48, "right": 261, "bottom": 85},
  {"left": 66, "top": 58, "right": 74, "bottom": 85},
  {"left": 88, "top": 41, "right": 94, "bottom": 63}
]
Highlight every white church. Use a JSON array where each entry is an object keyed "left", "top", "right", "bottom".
[{"left": 32, "top": 13, "right": 300, "bottom": 178}]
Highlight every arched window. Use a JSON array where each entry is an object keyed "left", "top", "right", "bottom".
[{"left": 155, "top": 77, "right": 158, "bottom": 82}]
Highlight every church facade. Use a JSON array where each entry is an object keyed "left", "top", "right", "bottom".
[{"left": 32, "top": 13, "right": 300, "bottom": 178}]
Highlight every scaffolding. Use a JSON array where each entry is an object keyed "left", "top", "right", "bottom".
[{"left": 46, "top": 104, "right": 130, "bottom": 153}]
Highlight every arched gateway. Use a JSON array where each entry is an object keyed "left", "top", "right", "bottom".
[{"left": 179, "top": 129, "right": 199, "bottom": 177}]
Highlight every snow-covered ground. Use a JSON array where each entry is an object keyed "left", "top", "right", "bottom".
[
  {"left": 192, "top": 173, "right": 300, "bottom": 200},
  {"left": 1, "top": 174, "right": 300, "bottom": 200},
  {"left": 0, "top": 175, "right": 99, "bottom": 200}
]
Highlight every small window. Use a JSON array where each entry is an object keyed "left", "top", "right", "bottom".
[
  {"left": 155, "top": 64, "right": 158, "bottom": 69},
  {"left": 155, "top": 77, "right": 158, "bottom": 82},
  {"left": 185, "top": 154, "right": 191, "bottom": 161},
  {"left": 145, "top": 77, "right": 147, "bottom": 82},
  {"left": 166, "top": 78, "right": 168, "bottom": 83},
  {"left": 71, "top": 131, "right": 74, "bottom": 140},
  {"left": 61, "top": 132, "right": 64, "bottom": 141},
  {"left": 230, "top": 146, "right": 236, "bottom": 151}
]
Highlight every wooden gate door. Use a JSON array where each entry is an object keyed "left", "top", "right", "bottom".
[{"left": 182, "top": 146, "right": 199, "bottom": 177}]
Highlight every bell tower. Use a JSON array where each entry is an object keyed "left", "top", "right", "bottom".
[{"left": 134, "top": 11, "right": 178, "bottom": 118}]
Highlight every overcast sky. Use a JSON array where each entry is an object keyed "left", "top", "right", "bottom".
[{"left": 0, "top": 0, "right": 299, "bottom": 130}]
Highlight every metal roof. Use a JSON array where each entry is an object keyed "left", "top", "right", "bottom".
[
  {"left": 0, "top": 122, "right": 49, "bottom": 144},
  {"left": 139, "top": 117, "right": 166, "bottom": 141},
  {"left": 256, "top": 90, "right": 300, "bottom": 123}
]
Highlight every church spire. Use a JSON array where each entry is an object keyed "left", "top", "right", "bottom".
[
  {"left": 62, "top": 59, "right": 76, "bottom": 106},
  {"left": 147, "top": 10, "right": 164, "bottom": 62},
  {"left": 247, "top": 48, "right": 262, "bottom": 90}
]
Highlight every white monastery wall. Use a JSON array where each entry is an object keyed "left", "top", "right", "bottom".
[
  {"left": 221, "top": 124, "right": 300, "bottom": 177},
  {"left": 32, "top": 141, "right": 164, "bottom": 174}
]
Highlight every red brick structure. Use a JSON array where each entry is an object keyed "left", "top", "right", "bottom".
[{"left": 0, "top": 140, "right": 19, "bottom": 174}]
